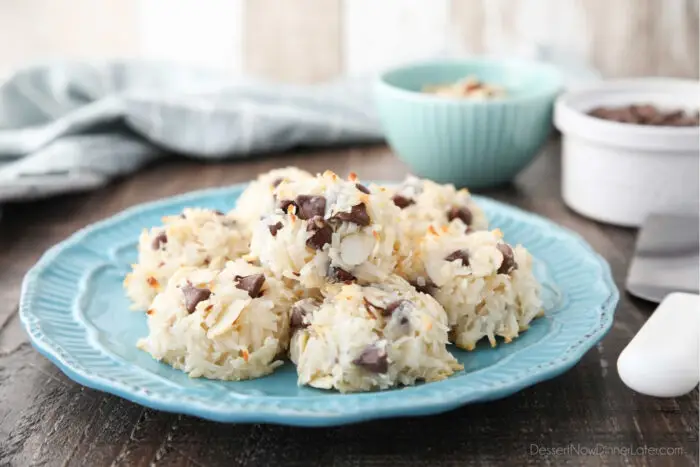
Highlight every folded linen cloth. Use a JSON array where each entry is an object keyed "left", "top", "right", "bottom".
[{"left": 0, "top": 61, "right": 383, "bottom": 202}]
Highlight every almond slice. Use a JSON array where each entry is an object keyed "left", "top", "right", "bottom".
[{"left": 339, "top": 233, "right": 374, "bottom": 266}]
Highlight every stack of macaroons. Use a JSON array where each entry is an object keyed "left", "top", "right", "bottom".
[{"left": 125, "top": 167, "right": 543, "bottom": 390}]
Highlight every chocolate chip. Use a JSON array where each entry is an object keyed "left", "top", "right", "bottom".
[
  {"left": 352, "top": 345, "right": 388, "bottom": 373},
  {"left": 390, "top": 305, "right": 412, "bottom": 332},
  {"left": 385, "top": 299, "right": 409, "bottom": 317},
  {"left": 306, "top": 216, "right": 332, "bottom": 250},
  {"left": 290, "top": 299, "right": 318, "bottom": 330},
  {"left": 658, "top": 110, "right": 684, "bottom": 125},
  {"left": 356, "top": 183, "right": 370, "bottom": 194},
  {"left": 332, "top": 203, "right": 370, "bottom": 226},
  {"left": 235, "top": 274, "right": 265, "bottom": 298},
  {"left": 213, "top": 210, "right": 225, "bottom": 216},
  {"left": 465, "top": 226, "right": 474, "bottom": 234},
  {"left": 496, "top": 244, "right": 517, "bottom": 274},
  {"left": 271, "top": 177, "right": 284, "bottom": 188},
  {"left": 181, "top": 283, "right": 211, "bottom": 314},
  {"left": 295, "top": 195, "right": 326, "bottom": 220},
  {"left": 588, "top": 104, "right": 699, "bottom": 127},
  {"left": 447, "top": 206, "right": 472, "bottom": 226},
  {"left": 151, "top": 232, "right": 167, "bottom": 250},
  {"left": 445, "top": 249, "right": 470, "bottom": 266},
  {"left": 221, "top": 216, "right": 237, "bottom": 227},
  {"left": 392, "top": 194, "right": 415, "bottom": 209},
  {"left": 268, "top": 221, "right": 283, "bottom": 236},
  {"left": 410, "top": 278, "right": 436, "bottom": 294},
  {"left": 328, "top": 266, "right": 356, "bottom": 283},
  {"left": 279, "top": 199, "right": 298, "bottom": 214},
  {"left": 290, "top": 307, "right": 307, "bottom": 329},
  {"left": 448, "top": 328, "right": 457, "bottom": 342},
  {"left": 631, "top": 104, "right": 658, "bottom": 122},
  {"left": 674, "top": 115, "right": 700, "bottom": 126}
]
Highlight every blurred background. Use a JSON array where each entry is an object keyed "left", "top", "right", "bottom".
[{"left": 1, "top": 0, "right": 698, "bottom": 82}]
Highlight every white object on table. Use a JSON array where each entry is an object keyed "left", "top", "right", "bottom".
[
  {"left": 617, "top": 292, "right": 699, "bottom": 397},
  {"left": 554, "top": 78, "right": 699, "bottom": 227}
]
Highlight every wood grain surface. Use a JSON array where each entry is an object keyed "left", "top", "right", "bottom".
[{"left": 0, "top": 143, "right": 698, "bottom": 466}]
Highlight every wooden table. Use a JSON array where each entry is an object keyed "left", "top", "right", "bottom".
[{"left": 0, "top": 143, "right": 697, "bottom": 466}]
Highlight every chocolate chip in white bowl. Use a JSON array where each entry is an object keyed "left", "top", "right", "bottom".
[
  {"left": 181, "top": 283, "right": 211, "bottom": 314},
  {"left": 588, "top": 104, "right": 700, "bottom": 127},
  {"left": 235, "top": 274, "right": 266, "bottom": 298}
]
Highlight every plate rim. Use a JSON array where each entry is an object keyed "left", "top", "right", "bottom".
[{"left": 19, "top": 184, "right": 619, "bottom": 426}]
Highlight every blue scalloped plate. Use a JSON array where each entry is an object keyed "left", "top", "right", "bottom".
[{"left": 20, "top": 185, "right": 618, "bottom": 426}]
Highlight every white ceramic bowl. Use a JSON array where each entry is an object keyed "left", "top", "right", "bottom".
[{"left": 555, "top": 78, "right": 699, "bottom": 227}]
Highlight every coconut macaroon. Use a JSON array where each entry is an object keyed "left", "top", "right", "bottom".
[
  {"left": 289, "top": 275, "right": 462, "bottom": 393},
  {"left": 249, "top": 170, "right": 401, "bottom": 289},
  {"left": 137, "top": 259, "right": 296, "bottom": 381},
  {"left": 124, "top": 208, "right": 251, "bottom": 310},
  {"left": 386, "top": 175, "right": 488, "bottom": 237},
  {"left": 405, "top": 228, "right": 542, "bottom": 351},
  {"left": 383, "top": 176, "right": 488, "bottom": 278},
  {"left": 235, "top": 167, "right": 314, "bottom": 227}
]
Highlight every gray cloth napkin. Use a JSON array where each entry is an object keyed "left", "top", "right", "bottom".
[{"left": 0, "top": 61, "right": 383, "bottom": 202}]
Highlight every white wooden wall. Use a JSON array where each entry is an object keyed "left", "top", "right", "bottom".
[{"left": 0, "top": 0, "right": 697, "bottom": 82}]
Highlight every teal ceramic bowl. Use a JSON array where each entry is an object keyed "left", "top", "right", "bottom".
[{"left": 375, "top": 59, "right": 564, "bottom": 188}]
